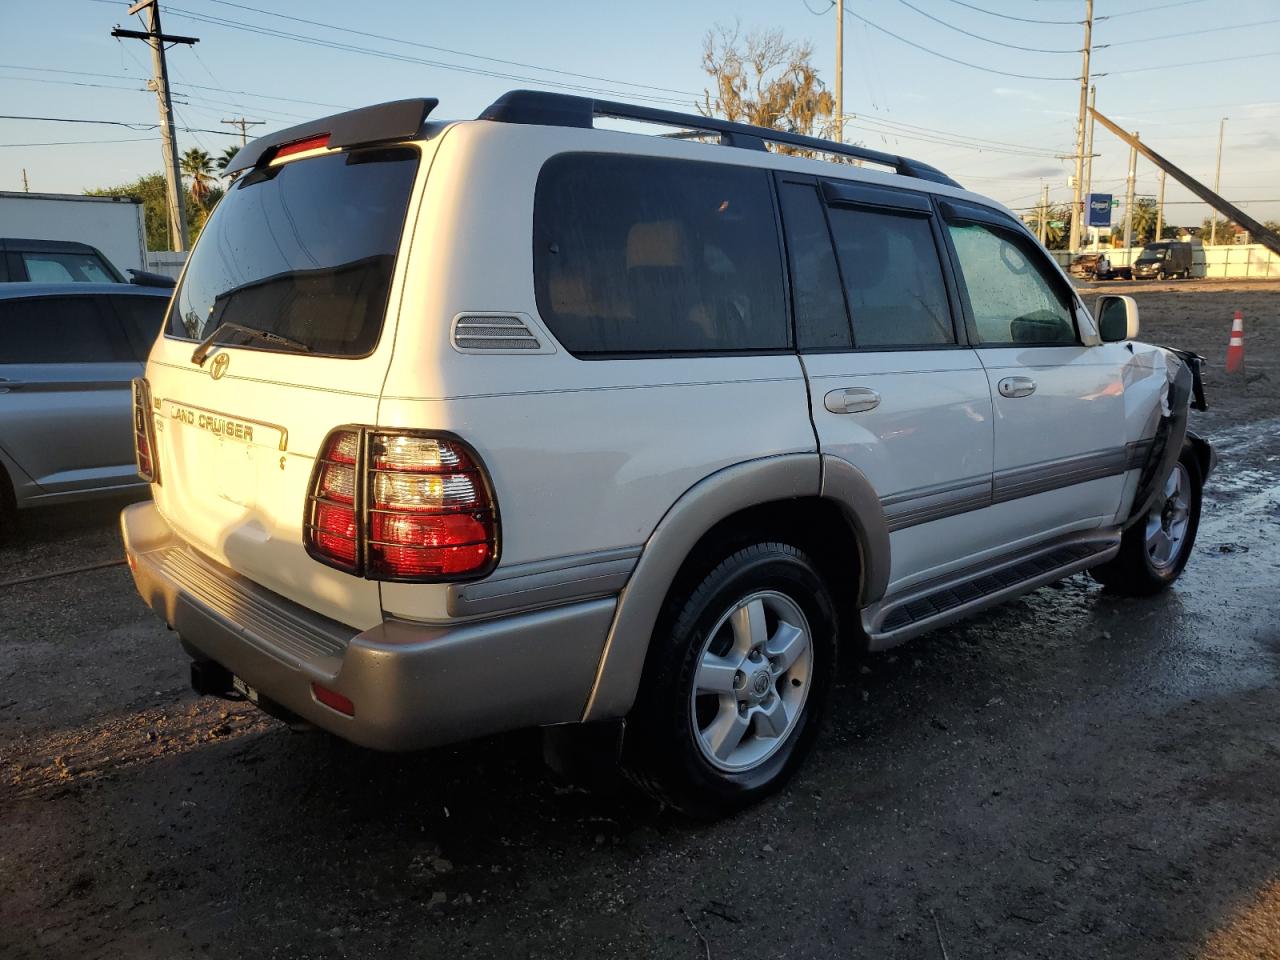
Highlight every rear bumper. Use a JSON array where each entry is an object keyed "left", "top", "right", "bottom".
[{"left": 121, "top": 501, "right": 614, "bottom": 751}]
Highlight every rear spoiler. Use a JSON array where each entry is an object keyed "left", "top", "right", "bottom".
[{"left": 224, "top": 98, "right": 439, "bottom": 174}]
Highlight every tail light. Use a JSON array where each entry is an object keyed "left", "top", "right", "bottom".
[
  {"left": 304, "top": 428, "right": 499, "bottom": 582},
  {"left": 131, "top": 378, "right": 160, "bottom": 484}
]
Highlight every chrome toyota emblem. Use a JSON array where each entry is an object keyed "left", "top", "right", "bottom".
[{"left": 209, "top": 353, "right": 230, "bottom": 380}]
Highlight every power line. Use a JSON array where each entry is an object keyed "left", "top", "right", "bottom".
[
  {"left": 159, "top": 6, "right": 697, "bottom": 105},
  {"left": 842, "top": 8, "right": 1078, "bottom": 80},
  {"left": 0, "top": 113, "right": 238, "bottom": 136},
  {"left": 891, "top": 0, "right": 1080, "bottom": 54},
  {"left": 0, "top": 137, "right": 161, "bottom": 148},
  {"left": 1096, "top": 50, "right": 1280, "bottom": 78},
  {"left": 1098, "top": 17, "right": 1280, "bottom": 48},
  {"left": 0, "top": 62, "right": 349, "bottom": 110},
  {"left": 200, "top": 0, "right": 704, "bottom": 99},
  {"left": 1103, "top": 0, "right": 1207, "bottom": 20},
  {"left": 937, "top": 0, "right": 1080, "bottom": 26},
  {"left": 841, "top": 114, "right": 1068, "bottom": 158}
]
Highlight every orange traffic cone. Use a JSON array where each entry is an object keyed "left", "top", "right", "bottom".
[{"left": 1226, "top": 311, "right": 1245, "bottom": 374}]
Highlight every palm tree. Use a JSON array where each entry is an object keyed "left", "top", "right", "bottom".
[
  {"left": 216, "top": 145, "right": 241, "bottom": 182},
  {"left": 180, "top": 147, "right": 216, "bottom": 209}
]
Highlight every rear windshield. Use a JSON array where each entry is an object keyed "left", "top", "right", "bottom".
[{"left": 169, "top": 146, "right": 419, "bottom": 357}]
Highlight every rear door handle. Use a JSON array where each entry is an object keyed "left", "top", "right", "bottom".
[
  {"left": 997, "top": 376, "right": 1037, "bottom": 399},
  {"left": 824, "top": 386, "right": 881, "bottom": 414}
]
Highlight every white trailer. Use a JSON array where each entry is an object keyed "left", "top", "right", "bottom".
[{"left": 0, "top": 191, "right": 148, "bottom": 276}]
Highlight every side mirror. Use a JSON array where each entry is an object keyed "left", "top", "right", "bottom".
[{"left": 1096, "top": 294, "right": 1139, "bottom": 342}]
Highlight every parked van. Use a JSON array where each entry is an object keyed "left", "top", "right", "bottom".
[
  {"left": 122, "top": 93, "right": 1212, "bottom": 814},
  {"left": 1132, "top": 241, "right": 1193, "bottom": 280}
]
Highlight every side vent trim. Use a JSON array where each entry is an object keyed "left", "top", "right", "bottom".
[{"left": 450, "top": 313, "right": 555, "bottom": 355}]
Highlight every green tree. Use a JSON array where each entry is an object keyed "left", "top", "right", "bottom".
[
  {"left": 216, "top": 144, "right": 241, "bottom": 181},
  {"left": 85, "top": 172, "right": 169, "bottom": 251},
  {"left": 85, "top": 170, "right": 218, "bottom": 250},
  {"left": 181, "top": 147, "right": 216, "bottom": 209},
  {"left": 699, "top": 23, "right": 835, "bottom": 141},
  {"left": 1202, "top": 216, "right": 1236, "bottom": 244}
]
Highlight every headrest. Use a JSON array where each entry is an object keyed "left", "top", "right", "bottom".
[{"left": 626, "top": 220, "right": 688, "bottom": 269}]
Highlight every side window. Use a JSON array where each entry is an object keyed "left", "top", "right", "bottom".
[
  {"left": 22, "top": 252, "right": 115, "bottom": 283},
  {"left": 111, "top": 296, "right": 169, "bottom": 361},
  {"left": 826, "top": 205, "right": 955, "bottom": 348},
  {"left": 777, "top": 182, "right": 851, "bottom": 351},
  {"left": 946, "top": 223, "right": 1076, "bottom": 345},
  {"left": 0, "top": 297, "right": 131, "bottom": 363},
  {"left": 533, "top": 154, "right": 788, "bottom": 356}
]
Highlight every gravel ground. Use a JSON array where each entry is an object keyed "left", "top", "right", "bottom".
[{"left": 1, "top": 279, "right": 1278, "bottom": 959}]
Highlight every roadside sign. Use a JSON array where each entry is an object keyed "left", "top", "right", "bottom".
[
  {"left": 1087, "top": 193, "right": 1113, "bottom": 228},
  {"left": 1049, "top": 221, "right": 1065, "bottom": 229}
]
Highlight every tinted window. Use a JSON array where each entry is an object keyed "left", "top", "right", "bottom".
[
  {"left": 170, "top": 146, "right": 420, "bottom": 356},
  {"left": 778, "top": 182, "right": 851, "bottom": 351},
  {"left": 827, "top": 206, "right": 954, "bottom": 348},
  {"left": 947, "top": 223, "right": 1076, "bottom": 345},
  {"left": 22, "top": 252, "right": 115, "bottom": 283},
  {"left": 111, "top": 295, "right": 170, "bottom": 360},
  {"left": 534, "top": 154, "right": 787, "bottom": 355},
  {"left": 0, "top": 297, "right": 131, "bottom": 363}
]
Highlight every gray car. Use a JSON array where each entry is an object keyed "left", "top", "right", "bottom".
[{"left": 0, "top": 282, "right": 171, "bottom": 531}]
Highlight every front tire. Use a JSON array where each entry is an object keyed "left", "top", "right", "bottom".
[
  {"left": 1091, "top": 448, "right": 1202, "bottom": 595},
  {"left": 623, "top": 543, "right": 837, "bottom": 817}
]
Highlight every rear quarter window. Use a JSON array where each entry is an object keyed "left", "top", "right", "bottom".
[
  {"left": 533, "top": 153, "right": 788, "bottom": 356},
  {"left": 169, "top": 146, "right": 420, "bottom": 357}
]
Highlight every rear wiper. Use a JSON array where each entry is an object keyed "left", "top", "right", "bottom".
[{"left": 191, "top": 322, "right": 312, "bottom": 366}]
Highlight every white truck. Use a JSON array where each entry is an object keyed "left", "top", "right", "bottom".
[{"left": 0, "top": 190, "right": 148, "bottom": 277}]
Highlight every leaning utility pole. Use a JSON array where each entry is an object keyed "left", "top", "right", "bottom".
[
  {"left": 1211, "top": 116, "right": 1227, "bottom": 245},
  {"left": 112, "top": 0, "right": 198, "bottom": 252},
  {"left": 1123, "top": 133, "right": 1138, "bottom": 252},
  {"left": 834, "top": 0, "right": 844, "bottom": 143},
  {"left": 1067, "top": 0, "right": 1093, "bottom": 254},
  {"left": 222, "top": 116, "right": 265, "bottom": 146},
  {"left": 21, "top": 168, "right": 29, "bottom": 193}
]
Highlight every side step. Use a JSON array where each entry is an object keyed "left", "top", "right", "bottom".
[{"left": 863, "top": 534, "right": 1120, "bottom": 651}]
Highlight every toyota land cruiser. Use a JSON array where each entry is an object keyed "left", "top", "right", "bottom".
[{"left": 122, "top": 92, "right": 1214, "bottom": 815}]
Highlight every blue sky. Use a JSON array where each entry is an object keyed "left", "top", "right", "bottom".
[{"left": 4, "top": 0, "right": 1278, "bottom": 226}]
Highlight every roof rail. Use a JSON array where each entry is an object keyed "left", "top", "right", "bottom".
[{"left": 478, "top": 90, "right": 961, "bottom": 189}]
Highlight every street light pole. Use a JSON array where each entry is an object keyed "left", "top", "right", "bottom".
[{"left": 1211, "top": 116, "right": 1228, "bottom": 245}]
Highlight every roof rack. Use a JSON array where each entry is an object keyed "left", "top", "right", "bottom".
[{"left": 478, "top": 90, "right": 961, "bottom": 189}]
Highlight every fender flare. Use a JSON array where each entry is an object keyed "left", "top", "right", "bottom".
[{"left": 581, "top": 452, "right": 890, "bottom": 722}]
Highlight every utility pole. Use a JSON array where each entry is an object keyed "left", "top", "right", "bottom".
[
  {"left": 1123, "top": 133, "right": 1138, "bottom": 253},
  {"left": 1156, "top": 170, "right": 1167, "bottom": 240},
  {"left": 1082, "top": 84, "right": 1097, "bottom": 248},
  {"left": 112, "top": 1, "right": 198, "bottom": 252},
  {"left": 1211, "top": 116, "right": 1227, "bottom": 245},
  {"left": 222, "top": 117, "right": 265, "bottom": 146},
  {"left": 1038, "top": 182, "right": 1049, "bottom": 246},
  {"left": 1067, "top": 0, "right": 1093, "bottom": 254},
  {"left": 834, "top": 0, "right": 844, "bottom": 142},
  {"left": 21, "top": 169, "right": 29, "bottom": 192}
]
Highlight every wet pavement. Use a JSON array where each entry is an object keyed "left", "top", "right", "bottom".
[{"left": 2, "top": 281, "right": 1278, "bottom": 959}]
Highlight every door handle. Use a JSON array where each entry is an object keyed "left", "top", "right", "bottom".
[
  {"left": 824, "top": 386, "right": 881, "bottom": 414},
  {"left": 998, "top": 376, "right": 1037, "bottom": 399}
]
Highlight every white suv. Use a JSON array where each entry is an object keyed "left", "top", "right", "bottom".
[{"left": 122, "top": 92, "right": 1214, "bottom": 815}]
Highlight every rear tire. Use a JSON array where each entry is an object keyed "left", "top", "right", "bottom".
[
  {"left": 1090, "top": 447, "right": 1202, "bottom": 595},
  {"left": 623, "top": 542, "right": 837, "bottom": 817}
]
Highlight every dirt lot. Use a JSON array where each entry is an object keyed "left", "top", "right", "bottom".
[{"left": 2, "top": 279, "right": 1278, "bottom": 959}]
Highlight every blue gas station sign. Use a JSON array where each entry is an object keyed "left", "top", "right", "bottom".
[{"left": 1087, "top": 193, "right": 1113, "bottom": 228}]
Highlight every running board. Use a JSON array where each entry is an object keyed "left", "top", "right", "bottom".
[{"left": 863, "top": 533, "right": 1121, "bottom": 651}]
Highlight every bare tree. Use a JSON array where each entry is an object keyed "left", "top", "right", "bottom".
[{"left": 699, "top": 23, "right": 835, "bottom": 139}]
